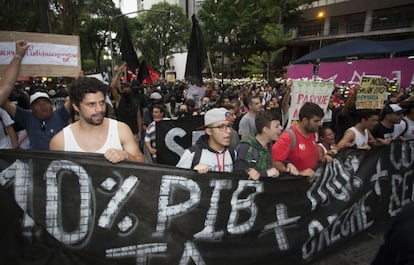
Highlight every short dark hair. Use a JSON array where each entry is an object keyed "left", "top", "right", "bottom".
[
  {"left": 356, "top": 109, "right": 380, "bottom": 122},
  {"left": 298, "top": 102, "right": 324, "bottom": 121},
  {"left": 69, "top": 77, "right": 109, "bottom": 105},
  {"left": 318, "top": 126, "right": 333, "bottom": 139},
  {"left": 247, "top": 95, "right": 260, "bottom": 107},
  {"left": 152, "top": 103, "right": 165, "bottom": 114},
  {"left": 255, "top": 110, "right": 281, "bottom": 134}
]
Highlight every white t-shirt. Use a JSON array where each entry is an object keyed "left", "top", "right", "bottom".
[{"left": 400, "top": 117, "right": 414, "bottom": 140}]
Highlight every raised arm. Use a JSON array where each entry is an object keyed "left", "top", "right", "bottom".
[
  {"left": 109, "top": 62, "right": 127, "bottom": 107},
  {"left": 282, "top": 83, "right": 292, "bottom": 115},
  {"left": 0, "top": 40, "right": 29, "bottom": 112}
]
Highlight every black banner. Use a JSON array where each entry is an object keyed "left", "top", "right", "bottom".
[
  {"left": 0, "top": 141, "right": 413, "bottom": 265},
  {"left": 156, "top": 115, "right": 204, "bottom": 165}
]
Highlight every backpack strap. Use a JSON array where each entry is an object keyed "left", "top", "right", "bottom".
[
  {"left": 0, "top": 116, "right": 7, "bottom": 136},
  {"left": 228, "top": 147, "right": 236, "bottom": 163},
  {"left": 398, "top": 118, "right": 409, "bottom": 138},
  {"left": 285, "top": 128, "right": 296, "bottom": 151},
  {"left": 190, "top": 145, "right": 236, "bottom": 169},
  {"left": 189, "top": 145, "right": 202, "bottom": 169},
  {"left": 236, "top": 143, "right": 258, "bottom": 166}
]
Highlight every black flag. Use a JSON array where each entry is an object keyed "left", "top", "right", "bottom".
[
  {"left": 137, "top": 60, "right": 150, "bottom": 83},
  {"left": 120, "top": 19, "right": 140, "bottom": 75},
  {"left": 185, "top": 15, "right": 206, "bottom": 85}
]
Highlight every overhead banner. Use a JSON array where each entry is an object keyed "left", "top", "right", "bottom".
[
  {"left": 0, "top": 141, "right": 413, "bottom": 265},
  {"left": 356, "top": 76, "right": 387, "bottom": 109},
  {"left": 0, "top": 31, "right": 81, "bottom": 77},
  {"left": 287, "top": 57, "right": 414, "bottom": 89},
  {"left": 288, "top": 80, "right": 334, "bottom": 127}
]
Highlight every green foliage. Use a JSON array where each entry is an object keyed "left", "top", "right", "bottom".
[
  {"left": 198, "top": 0, "right": 310, "bottom": 78},
  {"left": 133, "top": 2, "right": 191, "bottom": 69},
  {"left": 0, "top": 0, "right": 120, "bottom": 73}
]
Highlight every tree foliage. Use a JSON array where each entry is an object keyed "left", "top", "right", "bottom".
[
  {"left": 132, "top": 2, "right": 191, "bottom": 70},
  {"left": 198, "top": 0, "right": 313, "bottom": 78},
  {"left": 0, "top": 0, "right": 121, "bottom": 73}
]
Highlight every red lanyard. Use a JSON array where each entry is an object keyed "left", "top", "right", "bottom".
[{"left": 215, "top": 150, "right": 226, "bottom": 172}]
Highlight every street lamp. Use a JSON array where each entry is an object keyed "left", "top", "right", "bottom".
[
  {"left": 317, "top": 10, "right": 325, "bottom": 49},
  {"left": 108, "top": 9, "right": 170, "bottom": 77},
  {"left": 218, "top": 35, "right": 229, "bottom": 87}
]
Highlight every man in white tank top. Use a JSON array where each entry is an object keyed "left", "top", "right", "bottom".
[
  {"left": 337, "top": 109, "right": 379, "bottom": 150},
  {"left": 49, "top": 77, "right": 144, "bottom": 164}
]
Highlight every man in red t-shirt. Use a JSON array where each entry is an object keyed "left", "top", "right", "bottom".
[{"left": 272, "top": 102, "right": 324, "bottom": 180}]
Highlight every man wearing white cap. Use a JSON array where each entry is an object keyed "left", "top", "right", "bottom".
[
  {"left": 0, "top": 40, "right": 72, "bottom": 150},
  {"left": 372, "top": 104, "right": 405, "bottom": 144},
  {"left": 176, "top": 107, "right": 236, "bottom": 173}
]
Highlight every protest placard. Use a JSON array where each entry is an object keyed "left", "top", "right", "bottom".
[
  {"left": 356, "top": 75, "right": 387, "bottom": 109},
  {"left": 288, "top": 80, "right": 334, "bottom": 127},
  {"left": 0, "top": 31, "right": 81, "bottom": 77}
]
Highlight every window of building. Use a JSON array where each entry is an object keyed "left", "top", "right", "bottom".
[
  {"left": 372, "top": 5, "right": 414, "bottom": 31},
  {"left": 298, "top": 19, "right": 324, "bottom": 37}
]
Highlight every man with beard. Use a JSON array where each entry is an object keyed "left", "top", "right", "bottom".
[
  {"left": 49, "top": 77, "right": 144, "bottom": 164},
  {"left": 272, "top": 102, "right": 324, "bottom": 180},
  {"left": 0, "top": 40, "right": 72, "bottom": 150}
]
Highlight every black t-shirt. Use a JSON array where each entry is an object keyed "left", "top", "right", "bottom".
[
  {"left": 114, "top": 94, "right": 140, "bottom": 134},
  {"left": 334, "top": 107, "right": 358, "bottom": 142},
  {"left": 372, "top": 122, "right": 394, "bottom": 140}
]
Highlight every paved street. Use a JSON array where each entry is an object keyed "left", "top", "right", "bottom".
[{"left": 311, "top": 231, "right": 384, "bottom": 265}]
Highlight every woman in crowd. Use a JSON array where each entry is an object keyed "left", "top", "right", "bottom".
[{"left": 317, "top": 126, "right": 338, "bottom": 163}]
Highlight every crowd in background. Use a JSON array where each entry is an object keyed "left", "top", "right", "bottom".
[{"left": 1, "top": 70, "right": 414, "bottom": 155}]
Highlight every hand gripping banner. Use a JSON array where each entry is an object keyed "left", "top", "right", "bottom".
[{"left": 0, "top": 141, "right": 413, "bottom": 265}]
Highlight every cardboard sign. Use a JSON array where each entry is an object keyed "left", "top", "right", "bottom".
[
  {"left": 356, "top": 76, "right": 387, "bottom": 109},
  {"left": 288, "top": 80, "right": 334, "bottom": 127},
  {"left": 0, "top": 31, "right": 81, "bottom": 77}
]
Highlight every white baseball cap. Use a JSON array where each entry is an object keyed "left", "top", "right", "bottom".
[
  {"left": 204, "top": 108, "right": 233, "bottom": 127},
  {"left": 149, "top": 92, "right": 162, "bottom": 100},
  {"left": 30, "top": 92, "right": 51, "bottom": 105}
]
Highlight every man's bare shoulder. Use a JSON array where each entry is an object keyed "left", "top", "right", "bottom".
[{"left": 49, "top": 128, "right": 65, "bottom": 151}]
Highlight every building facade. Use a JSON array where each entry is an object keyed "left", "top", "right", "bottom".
[{"left": 288, "top": 0, "right": 414, "bottom": 63}]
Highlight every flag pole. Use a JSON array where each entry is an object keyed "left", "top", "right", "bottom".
[{"left": 206, "top": 52, "right": 214, "bottom": 80}]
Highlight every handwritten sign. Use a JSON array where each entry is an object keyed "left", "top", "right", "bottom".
[
  {"left": 288, "top": 80, "right": 334, "bottom": 127},
  {"left": 356, "top": 76, "right": 387, "bottom": 109},
  {"left": 0, "top": 31, "right": 81, "bottom": 77}
]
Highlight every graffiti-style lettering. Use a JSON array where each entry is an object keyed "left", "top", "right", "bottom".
[
  {"left": 45, "top": 160, "right": 93, "bottom": 245},
  {"left": 262, "top": 204, "right": 300, "bottom": 251},
  {"left": 154, "top": 175, "right": 201, "bottom": 236},
  {"left": 302, "top": 191, "right": 374, "bottom": 259},
  {"left": 98, "top": 176, "right": 139, "bottom": 229},
  {"left": 227, "top": 180, "right": 263, "bottom": 234},
  {"left": 194, "top": 179, "right": 232, "bottom": 240},
  {"left": 389, "top": 171, "right": 414, "bottom": 216},
  {"left": 106, "top": 243, "right": 167, "bottom": 265},
  {"left": 178, "top": 241, "right": 206, "bottom": 265},
  {"left": 165, "top": 128, "right": 186, "bottom": 157}
]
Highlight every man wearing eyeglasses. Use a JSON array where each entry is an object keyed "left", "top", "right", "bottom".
[
  {"left": 0, "top": 40, "right": 72, "bottom": 150},
  {"left": 176, "top": 107, "right": 236, "bottom": 173}
]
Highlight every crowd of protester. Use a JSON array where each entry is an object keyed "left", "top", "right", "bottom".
[
  {"left": 1, "top": 40, "right": 414, "bottom": 264},
  {"left": 1, "top": 40, "right": 414, "bottom": 173}
]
